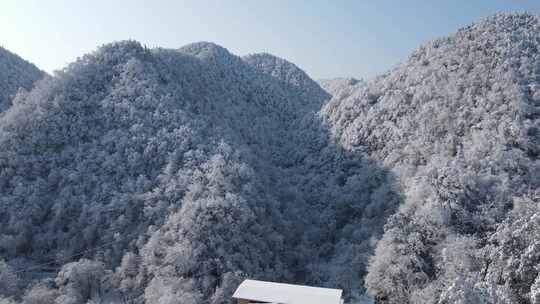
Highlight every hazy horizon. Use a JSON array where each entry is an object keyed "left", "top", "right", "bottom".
[{"left": 2, "top": 0, "right": 540, "bottom": 79}]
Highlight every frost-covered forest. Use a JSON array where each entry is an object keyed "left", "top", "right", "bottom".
[{"left": 2, "top": 12, "right": 540, "bottom": 304}]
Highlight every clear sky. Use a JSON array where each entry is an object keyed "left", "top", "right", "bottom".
[{"left": 2, "top": 0, "right": 540, "bottom": 80}]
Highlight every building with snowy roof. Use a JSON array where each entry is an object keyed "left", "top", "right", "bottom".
[{"left": 232, "top": 279, "right": 343, "bottom": 304}]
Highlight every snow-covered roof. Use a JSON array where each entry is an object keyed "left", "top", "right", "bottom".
[{"left": 232, "top": 279, "right": 343, "bottom": 304}]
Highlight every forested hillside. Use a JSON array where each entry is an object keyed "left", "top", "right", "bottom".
[
  {"left": 323, "top": 12, "right": 540, "bottom": 303},
  {"left": 0, "top": 47, "right": 43, "bottom": 112}
]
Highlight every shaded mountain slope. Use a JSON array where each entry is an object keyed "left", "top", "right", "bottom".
[{"left": 0, "top": 46, "right": 44, "bottom": 112}]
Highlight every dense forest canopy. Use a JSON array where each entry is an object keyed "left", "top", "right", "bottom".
[{"left": 1, "top": 11, "right": 540, "bottom": 304}]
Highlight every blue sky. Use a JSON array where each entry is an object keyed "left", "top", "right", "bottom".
[{"left": 2, "top": 0, "right": 540, "bottom": 79}]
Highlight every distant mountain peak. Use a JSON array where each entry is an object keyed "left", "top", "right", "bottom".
[
  {"left": 243, "top": 52, "right": 330, "bottom": 104},
  {"left": 179, "top": 41, "right": 234, "bottom": 61},
  {"left": 317, "top": 77, "right": 363, "bottom": 96}
]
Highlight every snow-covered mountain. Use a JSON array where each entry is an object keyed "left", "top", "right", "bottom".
[
  {"left": 0, "top": 46, "right": 43, "bottom": 112},
  {"left": 0, "top": 41, "right": 396, "bottom": 304},
  {"left": 323, "top": 12, "right": 540, "bottom": 303}
]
